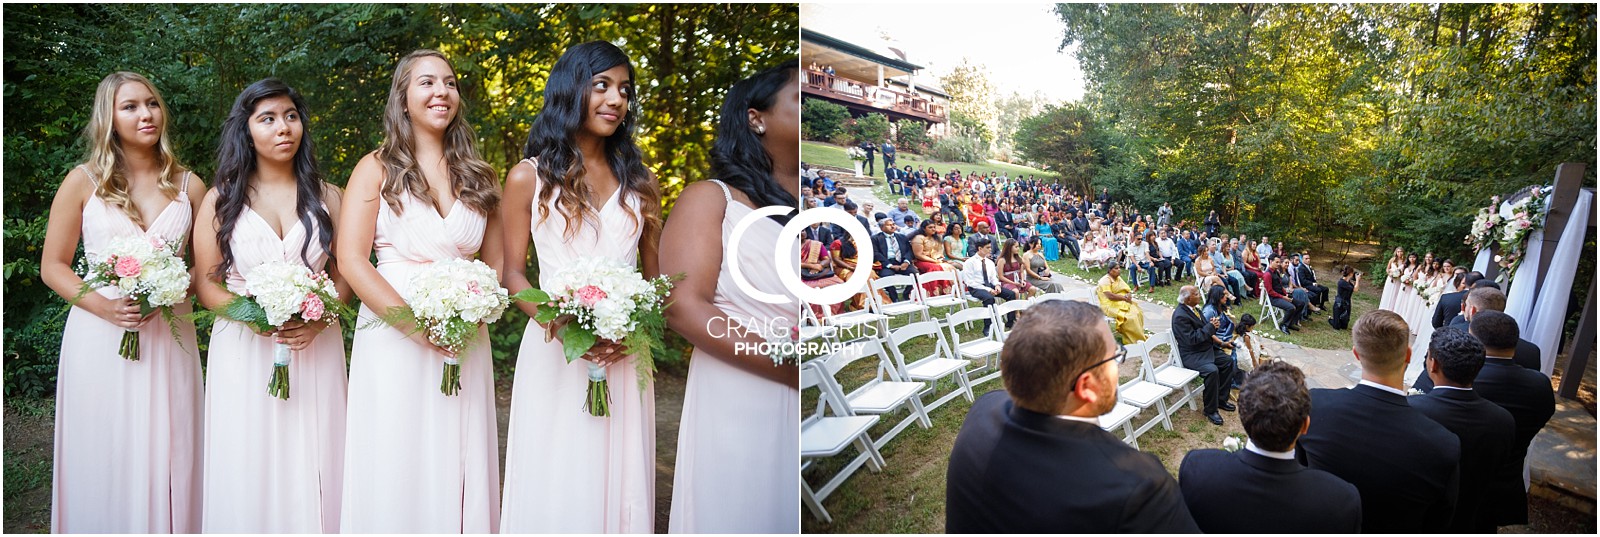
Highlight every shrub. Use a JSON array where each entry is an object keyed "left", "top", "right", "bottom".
[
  {"left": 928, "top": 133, "right": 986, "bottom": 163},
  {"left": 802, "top": 99, "right": 850, "bottom": 141},
  {"left": 894, "top": 119, "right": 930, "bottom": 154},
  {"left": 846, "top": 113, "right": 891, "bottom": 147}
]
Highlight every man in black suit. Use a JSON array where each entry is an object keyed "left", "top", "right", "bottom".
[
  {"left": 1294, "top": 253, "right": 1329, "bottom": 310},
  {"left": 1179, "top": 361, "right": 1361, "bottom": 533},
  {"left": 1295, "top": 310, "right": 1461, "bottom": 533},
  {"left": 993, "top": 201, "right": 1016, "bottom": 239},
  {"left": 946, "top": 300, "right": 1199, "bottom": 533},
  {"left": 871, "top": 218, "right": 915, "bottom": 301},
  {"left": 1468, "top": 311, "right": 1557, "bottom": 528},
  {"left": 1433, "top": 271, "right": 1480, "bottom": 329},
  {"left": 1173, "top": 285, "right": 1233, "bottom": 425},
  {"left": 1409, "top": 326, "right": 1517, "bottom": 533},
  {"left": 1422, "top": 287, "right": 1542, "bottom": 391}
]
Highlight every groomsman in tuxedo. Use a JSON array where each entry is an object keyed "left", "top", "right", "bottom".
[
  {"left": 1295, "top": 310, "right": 1462, "bottom": 533},
  {"left": 1179, "top": 361, "right": 1361, "bottom": 533},
  {"left": 871, "top": 218, "right": 916, "bottom": 301},
  {"left": 1420, "top": 287, "right": 1542, "bottom": 391},
  {"left": 946, "top": 300, "right": 1199, "bottom": 533},
  {"left": 1409, "top": 326, "right": 1517, "bottom": 533},
  {"left": 1173, "top": 286, "right": 1233, "bottom": 425},
  {"left": 1432, "top": 271, "right": 1479, "bottom": 329},
  {"left": 1468, "top": 311, "right": 1556, "bottom": 528}
]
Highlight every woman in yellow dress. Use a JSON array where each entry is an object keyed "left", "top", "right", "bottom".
[{"left": 1097, "top": 263, "right": 1147, "bottom": 343}]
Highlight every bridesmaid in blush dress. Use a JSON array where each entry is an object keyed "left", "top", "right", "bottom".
[
  {"left": 39, "top": 71, "right": 205, "bottom": 533},
  {"left": 336, "top": 50, "right": 504, "bottom": 533},
  {"left": 498, "top": 41, "right": 662, "bottom": 534},
  {"left": 662, "top": 61, "right": 802, "bottom": 533},
  {"left": 192, "top": 79, "right": 349, "bottom": 532}
]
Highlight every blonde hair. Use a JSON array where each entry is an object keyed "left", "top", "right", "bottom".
[
  {"left": 1352, "top": 310, "right": 1410, "bottom": 372},
  {"left": 81, "top": 72, "right": 185, "bottom": 227},
  {"left": 376, "top": 50, "right": 499, "bottom": 216}
]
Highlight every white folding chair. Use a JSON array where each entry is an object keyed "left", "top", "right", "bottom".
[
  {"left": 946, "top": 306, "right": 1006, "bottom": 387},
  {"left": 799, "top": 303, "right": 838, "bottom": 344},
  {"left": 1100, "top": 402, "right": 1141, "bottom": 448},
  {"left": 993, "top": 298, "right": 1034, "bottom": 342},
  {"left": 1119, "top": 339, "right": 1176, "bottom": 440},
  {"left": 1063, "top": 287, "right": 1098, "bottom": 303},
  {"left": 869, "top": 274, "right": 929, "bottom": 325},
  {"left": 811, "top": 337, "right": 931, "bottom": 450},
  {"left": 885, "top": 320, "right": 974, "bottom": 413},
  {"left": 917, "top": 270, "right": 968, "bottom": 312},
  {"left": 1257, "top": 287, "right": 1284, "bottom": 331},
  {"left": 816, "top": 298, "right": 889, "bottom": 342},
  {"left": 1143, "top": 331, "right": 1201, "bottom": 413},
  {"left": 800, "top": 363, "right": 885, "bottom": 523}
]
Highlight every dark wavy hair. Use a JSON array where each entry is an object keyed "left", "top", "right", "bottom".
[
  {"left": 378, "top": 50, "right": 499, "bottom": 217},
  {"left": 212, "top": 78, "right": 332, "bottom": 279},
  {"left": 711, "top": 60, "right": 800, "bottom": 224},
  {"left": 522, "top": 41, "right": 660, "bottom": 245}
]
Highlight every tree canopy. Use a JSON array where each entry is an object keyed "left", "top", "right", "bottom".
[{"left": 2, "top": 3, "right": 797, "bottom": 396}]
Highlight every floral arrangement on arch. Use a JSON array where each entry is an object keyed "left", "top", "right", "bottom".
[
  {"left": 1463, "top": 195, "right": 1503, "bottom": 252},
  {"left": 1492, "top": 186, "right": 1550, "bottom": 284}
]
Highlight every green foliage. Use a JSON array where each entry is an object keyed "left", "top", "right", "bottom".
[
  {"left": 844, "top": 113, "right": 891, "bottom": 147},
  {"left": 2, "top": 3, "right": 795, "bottom": 395},
  {"left": 802, "top": 98, "right": 850, "bottom": 141},
  {"left": 893, "top": 119, "right": 931, "bottom": 154},
  {"left": 939, "top": 60, "right": 999, "bottom": 151},
  {"left": 928, "top": 132, "right": 987, "bottom": 164},
  {"left": 948, "top": 110, "right": 995, "bottom": 150},
  {"left": 1013, "top": 103, "right": 1103, "bottom": 185}
]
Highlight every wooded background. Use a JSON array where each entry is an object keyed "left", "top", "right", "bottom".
[{"left": 2, "top": 3, "right": 798, "bottom": 397}]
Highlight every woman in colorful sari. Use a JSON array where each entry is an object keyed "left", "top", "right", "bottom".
[{"left": 1097, "top": 263, "right": 1148, "bottom": 344}]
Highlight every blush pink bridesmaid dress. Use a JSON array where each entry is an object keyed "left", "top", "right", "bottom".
[
  {"left": 667, "top": 180, "right": 799, "bottom": 533},
  {"left": 52, "top": 168, "right": 201, "bottom": 533},
  {"left": 499, "top": 159, "right": 655, "bottom": 533},
  {"left": 200, "top": 205, "right": 346, "bottom": 532},
  {"left": 340, "top": 192, "right": 500, "bottom": 533}
]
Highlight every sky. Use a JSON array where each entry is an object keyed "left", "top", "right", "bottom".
[{"left": 801, "top": 2, "right": 1088, "bottom": 104}]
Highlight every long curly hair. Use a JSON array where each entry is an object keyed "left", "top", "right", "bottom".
[
  {"left": 211, "top": 79, "right": 333, "bottom": 279},
  {"left": 80, "top": 71, "right": 186, "bottom": 227},
  {"left": 377, "top": 49, "right": 499, "bottom": 216},
  {"left": 710, "top": 60, "right": 800, "bottom": 224},
  {"left": 522, "top": 41, "right": 660, "bottom": 245}
]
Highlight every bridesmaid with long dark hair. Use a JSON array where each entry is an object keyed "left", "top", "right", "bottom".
[
  {"left": 191, "top": 79, "right": 349, "bottom": 532},
  {"left": 499, "top": 40, "right": 662, "bottom": 533},
  {"left": 337, "top": 49, "right": 504, "bottom": 533},
  {"left": 660, "top": 60, "right": 801, "bottom": 533},
  {"left": 39, "top": 71, "right": 205, "bottom": 533}
]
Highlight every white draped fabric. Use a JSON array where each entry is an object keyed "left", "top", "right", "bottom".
[
  {"left": 1471, "top": 247, "right": 1491, "bottom": 274},
  {"left": 1524, "top": 189, "right": 1592, "bottom": 375}
]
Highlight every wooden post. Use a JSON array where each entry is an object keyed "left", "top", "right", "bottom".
[
  {"left": 1559, "top": 275, "right": 1595, "bottom": 400},
  {"left": 1531, "top": 163, "right": 1586, "bottom": 296}
]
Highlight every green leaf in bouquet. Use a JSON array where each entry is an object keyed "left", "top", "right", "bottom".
[
  {"left": 510, "top": 288, "right": 552, "bottom": 305},
  {"left": 559, "top": 324, "right": 596, "bottom": 364},
  {"left": 623, "top": 331, "right": 655, "bottom": 391},
  {"left": 360, "top": 305, "right": 423, "bottom": 336},
  {"left": 533, "top": 304, "right": 560, "bottom": 324},
  {"left": 216, "top": 295, "right": 273, "bottom": 333}
]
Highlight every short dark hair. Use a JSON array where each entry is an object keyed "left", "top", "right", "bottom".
[
  {"left": 1239, "top": 360, "right": 1311, "bottom": 452},
  {"left": 1000, "top": 300, "right": 1108, "bottom": 414},
  {"left": 1240, "top": 313, "right": 1258, "bottom": 330},
  {"left": 1473, "top": 279, "right": 1501, "bottom": 290},
  {"left": 1428, "top": 326, "right": 1487, "bottom": 385},
  {"left": 1463, "top": 271, "right": 1485, "bottom": 287},
  {"left": 1467, "top": 287, "right": 1507, "bottom": 312},
  {"left": 1469, "top": 310, "right": 1520, "bottom": 351},
  {"left": 842, "top": 200, "right": 858, "bottom": 211},
  {"left": 1353, "top": 310, "right": 1410, "bottom": 372}
]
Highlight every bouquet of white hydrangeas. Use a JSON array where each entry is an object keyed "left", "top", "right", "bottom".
[
  {"left": 373, "top": 259, "right": 509, "bottom": 395},
  {"left": 218, "top": 261, "right": 351, "bottom": 400},
  {"left": 75, "top": 235, "right": 191, "bottom": 360},
  {"left": 511, "top": 256, "right": 675, "bottom": 417},
  {"left": 845, "top": 146, "right": 868, "bottom": 162}
]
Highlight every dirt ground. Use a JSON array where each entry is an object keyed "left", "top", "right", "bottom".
[{"left": 3, "top": 361, "right": 691, "bottom": 534}]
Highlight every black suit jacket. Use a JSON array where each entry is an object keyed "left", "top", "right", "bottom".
[
  {"left": 1416, "top": 337, "right": 1543, "bottom": 392},
  {"left": 994, "top": 211, "right": 1015, "bottom": 234},
  {"left": 1170, "top": 304, "right": 1217, "bottom": 369},
  {"left": 1179, "top": 448, "right": 1361, "bottom": 534},
  {"left": 1409, "top": 388, "right": 1518, "bottom": 532},
  {"left": 1296, "top": 384, "right": 1462, "bottom": 533},
  {"left": 946, "top": 391, "right": 1200, "bottom": 533},
  {"left": 1472, "top": 357, "right": 1557, "bottom": 526},
  {"left": 1295, "top": 262, "right": 1319, "bottom": 287},
  {"left": 871, "top": 232, "right": 913, "bottom": 269},
  {"left": 1433, "top": 290, "right": 1468, "bottom": 329}
]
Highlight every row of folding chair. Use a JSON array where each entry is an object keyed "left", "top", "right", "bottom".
[{"left": 1097, "top": 330, "right": 1203, "bottom": 449}]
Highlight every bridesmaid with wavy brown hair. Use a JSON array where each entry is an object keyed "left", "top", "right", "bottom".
[
  {"left": 39, "top": 71, "right": 206, "bottom": 533},
  {"left": 336, "top": 49, "right": 503, "bottom": 533}
]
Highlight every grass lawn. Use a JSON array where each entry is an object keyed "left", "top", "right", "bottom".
[{"left": 803, "top": 141, "right": 1060, "bottom": 182}]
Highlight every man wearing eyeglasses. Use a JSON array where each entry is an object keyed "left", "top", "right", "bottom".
[
  {"left": 945, "top": 300, "right": 1199, "bottom": 533},
  {"left": 1174, "top": 285, "right": 1235, "bottom": 425}
]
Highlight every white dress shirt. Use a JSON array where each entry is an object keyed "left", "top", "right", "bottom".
[
  {"left": 961, "top": 255, "right": 999, "bottom": 293},
  {"left": 1356, "top": 379, "right": 1408, "bottom": 396},
  {"left": 1056, "top": 414, "right": 1102, "bottom": 427},
  {"left": 1244, "top": 439, "right": 1296, "bottom": 460}
]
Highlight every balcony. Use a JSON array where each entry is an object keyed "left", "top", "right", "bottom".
[{"left": 803, "top": 69, "right": 947, "bottom": 124}]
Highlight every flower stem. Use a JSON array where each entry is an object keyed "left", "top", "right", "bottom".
[
  {"left": 441, "top": 363, "right": 461, "bottom": 396},
  {"left": 120, "top": 330, "right": 140, "bottom": 361},
  {"left": 267, "top": 364, "right": 291, "bottom": 400}
]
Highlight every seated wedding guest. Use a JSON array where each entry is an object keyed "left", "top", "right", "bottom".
[
  {"left": 1409, "top": 327, "right": 1516, "bottom": 533},
  {"left": 1295, "top": 310, "right": 1461, "bottom": 533},
  {"left": 957, "top": 236, "right": 1014, "bottom": 337},
  {"left": 1328, "top": 266, "right": 1360, "bottom": 329},
  {"left": 968, "top": 220, "right": 1004, "bottom": 262},
  {"left": 946, "top": 300, "right": 1199, "bottom": 533},
  {"left": 1293, "top": 253, "right": 1329, "bottom": 311},
  {"left": 1175, "top": 229, "right": 1197, "bottom": 279},
  {"left": 1020, "top": 237, "right": 1064, "bottom": 293},
  {"left": 828, "top": 232, "right": 868, "bottom": 311},
  {"left": 1468, "top": 311, "right": 1556, "bottom": 528},
  {"left": 1157, "top": 229, "right": 1179, "bottom": 283},
  {"left": 887, "top": 197, "right": 918, "bottom": 231},
  {"left": 942, "top": 222, "right": 968, "bottom": 269},
  {"left": 911, "top": 219, "right": 955, "bottom": 297},
  {"left": 800, "top": 235, "right": 844, "bottom": 315},
  {"left": 1266, "top": 256, "right": 1305, "bottom": 334},
  {"left": 823, "top": 186, "right": 848, "bottom": 207},
  {"left": 1175, "top": 285, "right": 1233, "bottom": 425},
  {"left": 1097, "top": 263, "right": 1148, "bottom": 344},
  {"left": 897, "top": 214, "right": 920, "bottom": 239},
  {"left": 870, "top": 218, "right": 916, "bottom": 303},
  {"left": 1179, "top": 361, "right": 1362, "bottom": 533},
  {"left": 1420, "top": 287, "right": 1541, "bottom": 391}
]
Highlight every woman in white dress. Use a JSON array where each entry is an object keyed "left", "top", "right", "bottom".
[
  {"left": 499, "top": 41, "right": 661, "bottom": 533},
  {"left": 1379, "top": 247, "right": 1404, "bottom": 312},
  {"left": 192, "top": 79, "right": 349, "bottom": 532},
  {"left": 40, "top": 71, "right": 206, "bottom": 534},
  {"left": 661, "top": 61, "right": 801, "bottom": 533},
  {"left": 1395, "top": 253, "right": 1419, "bottom": 331},
  {"left": 337, "top": 50, "right": 504, "bottom": 533}
]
